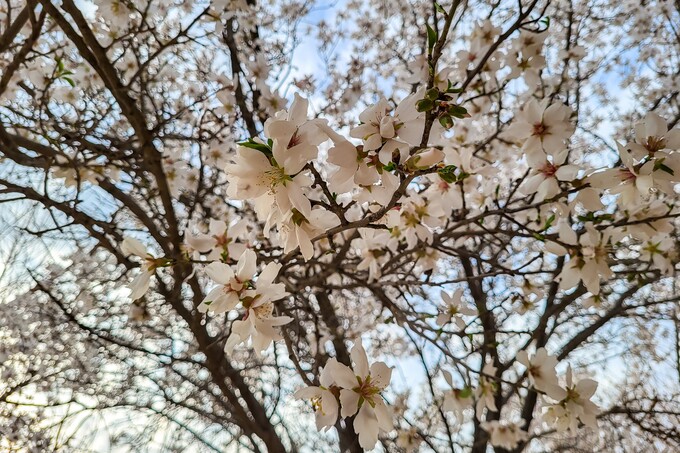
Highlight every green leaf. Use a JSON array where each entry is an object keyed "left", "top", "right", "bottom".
[
  {"left": 448, "top": 105, "right": 468, "bottom": 118},
  {"left": 542, "top": 214, "right": 555, "bottom": 231},
  {"left": 437, "top": 165, "right": 458, "bottom": 183},
  {"left": 63, "top": 77, "right": 75, "bottom": 87},
  {"left": 459, "top": 387, "right": 473, "bottom": 398},
  {"left": 426, "top": 24, "right": 437, "bottom": 53},
  {"left": 434, "top": 2, "right": 446, "bottom": 15},
  {"left": 416, "top": 98, "right": 434, "bottom": 112},
  {"left": 237, "top": 138, "right": 272, "bottom": 155},
  {"left": 439, "top": 115, "right": 454, "bottom": 129},
  {"left": 425, "top": 87, "right": 440, "bottom": 101},
  {"left": 654, "top": 158, "right": 674, "bottom": 175}
]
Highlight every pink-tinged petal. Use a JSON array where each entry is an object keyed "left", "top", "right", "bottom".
[
  {"left": 379, "top": 117, "right": 395, "bottom": 138},
  {"left": 364, "top": 133, "right": 383, "bottom": 151},
  {"left": 541, "top": 133, "right": 566, "bottom": 155},
  {"left": 287, "top": 181, "right": 312, "bottom": 218},
  {"left": 369, "top": 362, "right": 392, "bottom": 389},
  {"left": 318, "top": 389, "right": 339, "bottom": 429},
  {"left": 373, "top": 398, "right": 393, "bottom": 431},
  {"left": 645, "top": 112, "right": 667, "bottom": 138},
  {"left": 205, "top": 261, "right": 234, "bottom": 285},
  {"left": 328, "top": 141, "right": 358, "bottom": 168},
  {"left": 555, "top": 164, "right": 579, "bottom": 181},
  {"left": 258, "top": 262, "right": 282, "bottom": 285},
  {"left": 296, "top": 227, "right": 314, "bottom": 261},
  {"left": 329, "top": 361, "right": 358, "bottom": 389},
  {"left": 212, "top": 292, "right": 239, "bottom": 313},
  {"left": 617, "top": 143, "right": 635, "bottom": 169},
  {"left": 354, "top": 403, "right": 379, "bottom": 450},
  {"left": 397, "top": 119, "right": 425, "bottom": 145},
  {"left": 186, "top": 234, "right": 216, "bottom": 253},
  {"left": 320, "top": 359, "right": 339, "bottom": 387},
  {"left": 442, "top": 370, "right": 453, "bottom": 387},
  {"left": 581, "top": 264, "right": 601, "bottom": 295},
  {"left": 587, "top": 169, "right": 618, "bottom": 190},
  {"left": 316, "top": 121, "right": 347, "bottom": 145},
  {"left": 209, "top": 219, "right": 227, "bottom": 235},
  {"left": 395, "top": 89, "right": 421, "bottom": 121},
  {"left": 128, "top": 270, "right": 152, "bottom": 301},
  {"left": 289, "top": 93, "right": 309, "bottom": 124},
  {"left": 350, "top": 123, "right": 376, "bottom": 140},
  {"left": 516, "top": 350, "right": 530, "bottom": 368},
  {"left": 267, "top": 315, "right": 294, "bottom": 327},
  {"left": 665, "top": 129, "right": 680, "bottom": 149},
  {"left": 266, "top": 120, "right": 296, "bottom": 143},
  {"left": 236, "top": 249, "right": 257, "bottom": 281},
  {"left": 635, "top": 174, "right": 654, "bottom": 194},
  {"left": 537, "top": 177, "right": 560, "bottom": 201},
  {"left": 576, "top": 378, "right": 598, "bottom": 399},
  {"left": 339, "top": 389, "right": 360, "bottom": 418},
  {"left": 524, "top": 99, "right": 544, "bottom": 124},
  {"left": 199, "top": 286, "right": 226, "bottom": 312},
  {"left": 558, "top": 262, "right": 581, "bottom": 291},
  {"left": 122, "top": 237, "right": 148, "bottom": 258},
  {"left": 351, "top": 339, "right": 370, "bottom": 379},
  {"left": 575, "top": 188, "right": 604, "bottom": 211},
  {"left": 522, "top": 173, "right": 546, "bottom": 194},
  {"left": 235, "top": 146, "right": 272, "bottom": 171},
  {"left": 293, "top": 386, "right": 321, "bottom": 400},
  {"left": 543, "top": 103, "right": 570, "bottom": 124},
  {"left": 504, "top": 122, "right": 532, "bottom": 141},
  {"left": 545, "top": 241, "right": 567, "bottom": 256}
]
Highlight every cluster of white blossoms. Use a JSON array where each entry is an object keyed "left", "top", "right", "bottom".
[
  {"left": 100, "top": 12, "right": 680, "bottom": 451},
  {"left": 294, "top": 340, "right": 392, "bottom": 450},
  {"left": 115, "top": 90, "right": 680, "bottom": 452},
  {"left": 199, "top": 249, "right": 292, "bottom": 355}
]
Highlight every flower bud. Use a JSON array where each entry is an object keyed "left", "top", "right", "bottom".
[{"left": 409, "top": 148, "right": 445, "bottom": 169}]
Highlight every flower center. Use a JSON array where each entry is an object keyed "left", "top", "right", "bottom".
[{"left": 532, "top": 122, "right": 549, "bottom": 137}]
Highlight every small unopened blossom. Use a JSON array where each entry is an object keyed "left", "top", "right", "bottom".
[{"left": 406, "top": 148, "right": 445, "bottom": 170}]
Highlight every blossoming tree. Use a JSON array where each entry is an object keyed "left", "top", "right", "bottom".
[{"left": 1, "top": 0, "right": 680, "bottom": 451}]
